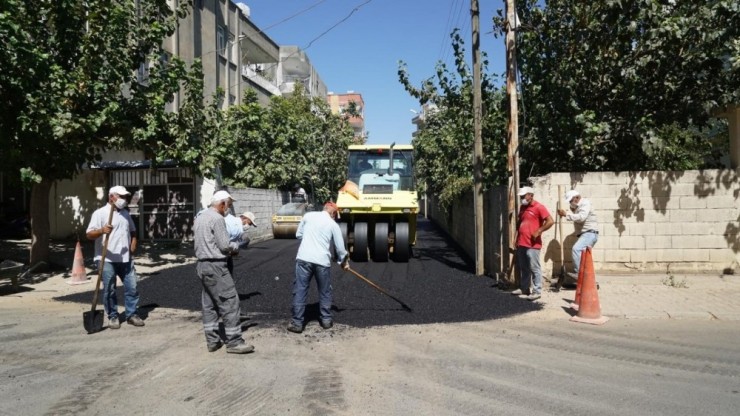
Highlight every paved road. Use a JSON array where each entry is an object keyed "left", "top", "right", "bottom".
[
  {"left": 55, "top": 219, "right": 541, "bottom": 328},
  {"left": 2, "top": 219, "right": 740, "bottom": 415}
]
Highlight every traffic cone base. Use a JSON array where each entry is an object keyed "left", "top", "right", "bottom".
[
  {"left": 67, "top": 241, "right": 90, "bottom": 285},
  {"left": 569, "top": 247, "right": 608, "bottom": 326},
  {"left": 569, "top": 314, "right": 609, "bottom": 325}
]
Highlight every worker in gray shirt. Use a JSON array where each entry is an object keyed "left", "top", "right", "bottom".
[
  {"left": 193, "top": 190, "right": 254, "bottom": 354},
  {"left": 558, "top": 190, "right": 598, "bottom": 282}
]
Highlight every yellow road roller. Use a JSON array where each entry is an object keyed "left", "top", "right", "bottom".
[{"left": 336, "top": 143, "right": 418, "bottom": 262}]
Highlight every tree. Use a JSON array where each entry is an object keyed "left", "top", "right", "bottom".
[
  {"left": 399, "top": 30, "right": 509, "bottom": 208},
  {"left": 0, "top": 0, "right": 191, "bottom": 265},
  {"left": 219, "top": 86, "right": 355, "bottom": 204},
  {"left": 502, "top": 0, "right": 739, "bottom": 174}
]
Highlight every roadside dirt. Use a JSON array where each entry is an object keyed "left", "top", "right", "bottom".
[{"left": 0, "top": 243, "right": 564, "bottom": 415}]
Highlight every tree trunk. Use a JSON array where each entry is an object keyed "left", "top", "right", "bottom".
[{"left": 30, "top": 178, "right": 52, "bottom": 267}]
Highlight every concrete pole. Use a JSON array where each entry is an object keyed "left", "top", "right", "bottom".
[
  {"left": 472, "top": 0, "right": 485, "bottom": 276},
  {"left": 505, "top": 0, "right": 521, "bottom": 284}
]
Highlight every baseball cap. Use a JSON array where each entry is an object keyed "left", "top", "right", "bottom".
[
  {"left": 518, "top": 186, "right": 534, "bottom": 196},
  {"left": 109, "top": 185, "right": 130, "bottom": 196},
  {"left": 565, "top": 190, "right": 580, "bottom": 203},
  {"left": 240, "top": 211, "right": 257, "bottom": 227},
  {"left": 210, "top": 190, "right": 235, "bottom": 204}
]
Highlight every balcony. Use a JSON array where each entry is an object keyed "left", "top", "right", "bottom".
[{"left": 241, "top": 65, "right": 281, "bottom": 96}]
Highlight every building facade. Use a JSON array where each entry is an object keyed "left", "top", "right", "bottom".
[
  {"left": 327, "top": 91, "right": 366, "bottom": 142},
  {"left": 41, "top": 0, "right": 328, "bottom": 241}
]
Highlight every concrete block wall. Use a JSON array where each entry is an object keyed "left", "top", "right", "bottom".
[
  {"left": 428, "top": 168, "right": 740, "bottom": 276},
  {"left": 228, "top": 187, "right": 290, "bottom": 243}
]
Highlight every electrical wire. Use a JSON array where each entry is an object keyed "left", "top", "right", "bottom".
[
  {"left": 223, "top": 0, "right": 374, "bottom": 95},
  {"left": 197, "top": 0, "right": 328, "bottom": 59}
]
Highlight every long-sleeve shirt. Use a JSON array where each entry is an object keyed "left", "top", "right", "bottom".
[
  {"left": 194, "top": 208, "right": 239, "bottom": 260},
  {"left": 295, "top": 211, "right": 348, "bottom": 268},
  {"left": 566, "top": 198, "right": 598, "bottom": 233}
]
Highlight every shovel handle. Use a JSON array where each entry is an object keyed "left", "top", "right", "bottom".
[
  {"left": 90, "top": 203, "right": 115, "bottom": 313},
  {"left": 346, "top": 267, "right": 412, "bottom": 312}
]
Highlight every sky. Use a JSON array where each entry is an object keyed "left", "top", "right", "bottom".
[{"left": 239, "top": 0, "right": 508, "bottom": 145}]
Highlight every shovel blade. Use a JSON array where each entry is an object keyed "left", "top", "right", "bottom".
[{"left": 83, "top": 309, "right": 104, "bottom": 334}]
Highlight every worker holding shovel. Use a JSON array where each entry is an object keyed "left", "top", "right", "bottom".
[{"left": 86, "top": 186, "right": 144, "bottom": 329}]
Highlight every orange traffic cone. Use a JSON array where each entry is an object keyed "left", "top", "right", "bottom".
[
  {"left": 67, "top": 241, "right": 89, "bottom": 285},
  {"left": 569, "top": 248, "right": 608, "bottom": 325},
  {"left": 570, "top": 251, "right": 588, "bottom": 311}
]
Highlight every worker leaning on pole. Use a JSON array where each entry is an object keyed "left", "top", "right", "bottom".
[{"left": 193, "top": 190, "right": 254, "bottom": 354}]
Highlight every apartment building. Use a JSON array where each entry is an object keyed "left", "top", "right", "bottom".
[
  {"left": 38, "top": 1, "right": 329, "bottom": 241},
  {"left": 327, "top": 91, "right": 366, "bottom": 142}
]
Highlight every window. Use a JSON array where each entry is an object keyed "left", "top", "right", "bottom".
[
  {"left": 217, "top": 26, "right": 226, "bottom": 56},
  {"left": 137, "top": 61, "right": 150, "bottom": 85}
]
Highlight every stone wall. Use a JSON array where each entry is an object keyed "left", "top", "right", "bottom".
[
  {"left": 428, "top": 169, "right": 740, "bottom": 276},
  {"left": 228, "top": 187, "right": 292, "bottom": 243}
]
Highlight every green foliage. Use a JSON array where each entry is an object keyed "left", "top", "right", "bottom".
[
  {"left": 0, "top": 0, "right": 192, "bottom": 183},
  {"left": 398, "top": 30, "right": 509, "bottom": 208},
  {"left": 499, "top": 0, "right": 739, "bottom": 174},
  {"left": 167, "top": 85, "right": 354, "bottom": 204}
]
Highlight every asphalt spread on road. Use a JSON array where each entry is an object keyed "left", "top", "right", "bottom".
[{"left": 56, "top": 218, "right": 541, "bottom": 328}]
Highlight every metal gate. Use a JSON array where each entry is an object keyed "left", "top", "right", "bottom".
[{"left": 109, "top": 168, "right": 196, "bottom": 241}]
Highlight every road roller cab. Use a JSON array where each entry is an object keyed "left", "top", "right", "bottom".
[{"left": 336, "top": 143, "right": 418, "bottom": 262}]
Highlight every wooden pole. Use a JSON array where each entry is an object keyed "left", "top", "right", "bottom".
[
  {"left": 505, "top": 0, "right": 520, "bottom": 285},
  {"left": 471, "top": 0, "right": 484, "bottom": 276}
]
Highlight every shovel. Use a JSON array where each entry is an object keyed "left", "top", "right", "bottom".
[
  {"left": 346, "top": 267, "right": 412, "bottom": 312},
  {"left": 83, "top": 203, "right": 115, "bottom": 334},
  {"left": 553, "top": 185, "right": 566, "bottom": 292}
]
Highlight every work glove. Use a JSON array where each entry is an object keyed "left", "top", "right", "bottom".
[{"left": 240, "top": 233, "right": 251, "bottom": 248}]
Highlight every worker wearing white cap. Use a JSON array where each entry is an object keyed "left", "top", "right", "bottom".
[
  {"left": 86, "top": 185, "right": 145, "bottom": 328},
  {"left": 512, "top": 186, "right": 554, "bottom": 301},
  {"left": 557, "top": 190, "right": 598, "bottom": 283},
  {"left": 193, "top": 189, "right": 254, "bottom": 354}
]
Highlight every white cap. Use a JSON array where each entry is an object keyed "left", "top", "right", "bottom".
[
  {"left": 109, "top": 185, "right": 130, "bottom": 196},
  {"left": 240, "top": 211, "right": 257, "bottom": 227},
  {"left": 565, "top": 190, "right": 580, "bottom": 203},
  {"left": 518, "top": 186, "right": 534, "bottom": 196},
  {"left": 210, "top": 190, "right": 235, "bottom": 204}
]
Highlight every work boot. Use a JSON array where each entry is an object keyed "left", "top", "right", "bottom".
[
  {"left": 287, "top": 323, "right": 303, "bottom": 334},
  {"left": 526, "top": 292, "right": 541, "bottom": 301},
  {"left": 108, "top": 316, "right": 120, "bottom": 329},
  {"left": 127, "top": 315, "right": 145, "bottom": 327},
  {"left": 226, "top": 343, "right": 255, "bottom": 354},
  {"left": 320, "top": 320, "right": 333, "bottom": 330},
  {"left": 511, "top": 288, "right": 525, "bottom": 296},
  {"left": 207, "top": 341, "right": 223, "bottom": 352}
]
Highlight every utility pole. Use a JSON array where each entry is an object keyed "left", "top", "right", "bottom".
[
  {"left": 471, "top": 0, "right": 484, "bottom": 276},
  {"left": 505, "top": 0, "right": 520, "bottom": 284}
]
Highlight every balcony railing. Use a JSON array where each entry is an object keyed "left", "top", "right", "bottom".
[{"left": 241, "top": 66, "right": 281, "bottom": 96}]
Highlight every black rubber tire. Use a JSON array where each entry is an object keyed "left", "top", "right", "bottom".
[
  {"left": 352, "top": 222, "right": 369, "bottom": 262},
  {"left": 393, "top": 222, "right": 410, "bottom": 262},
  {"left": 339, "top": 222, "right": 349, "bottom": 252},
  {"left": 372, "top": 222, "right": 389, "bottom": 262}
]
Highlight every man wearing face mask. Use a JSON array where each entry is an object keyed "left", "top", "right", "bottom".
[
  {"left": 512, "top": 186, "right": 554, "bottom": 301},
  {"left": 557, "top": 190, "right": 598, "bottom": 284},
  {"left": 193, "top": 190, "right": 254, "bottom": 354},
  {"left": 86, "top": 185, "right": 144, "bottom": 328}
]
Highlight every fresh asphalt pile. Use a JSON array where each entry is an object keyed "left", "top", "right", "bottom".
[{"left": 56, "top": 219, "right": 541, "bottom": 328}]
